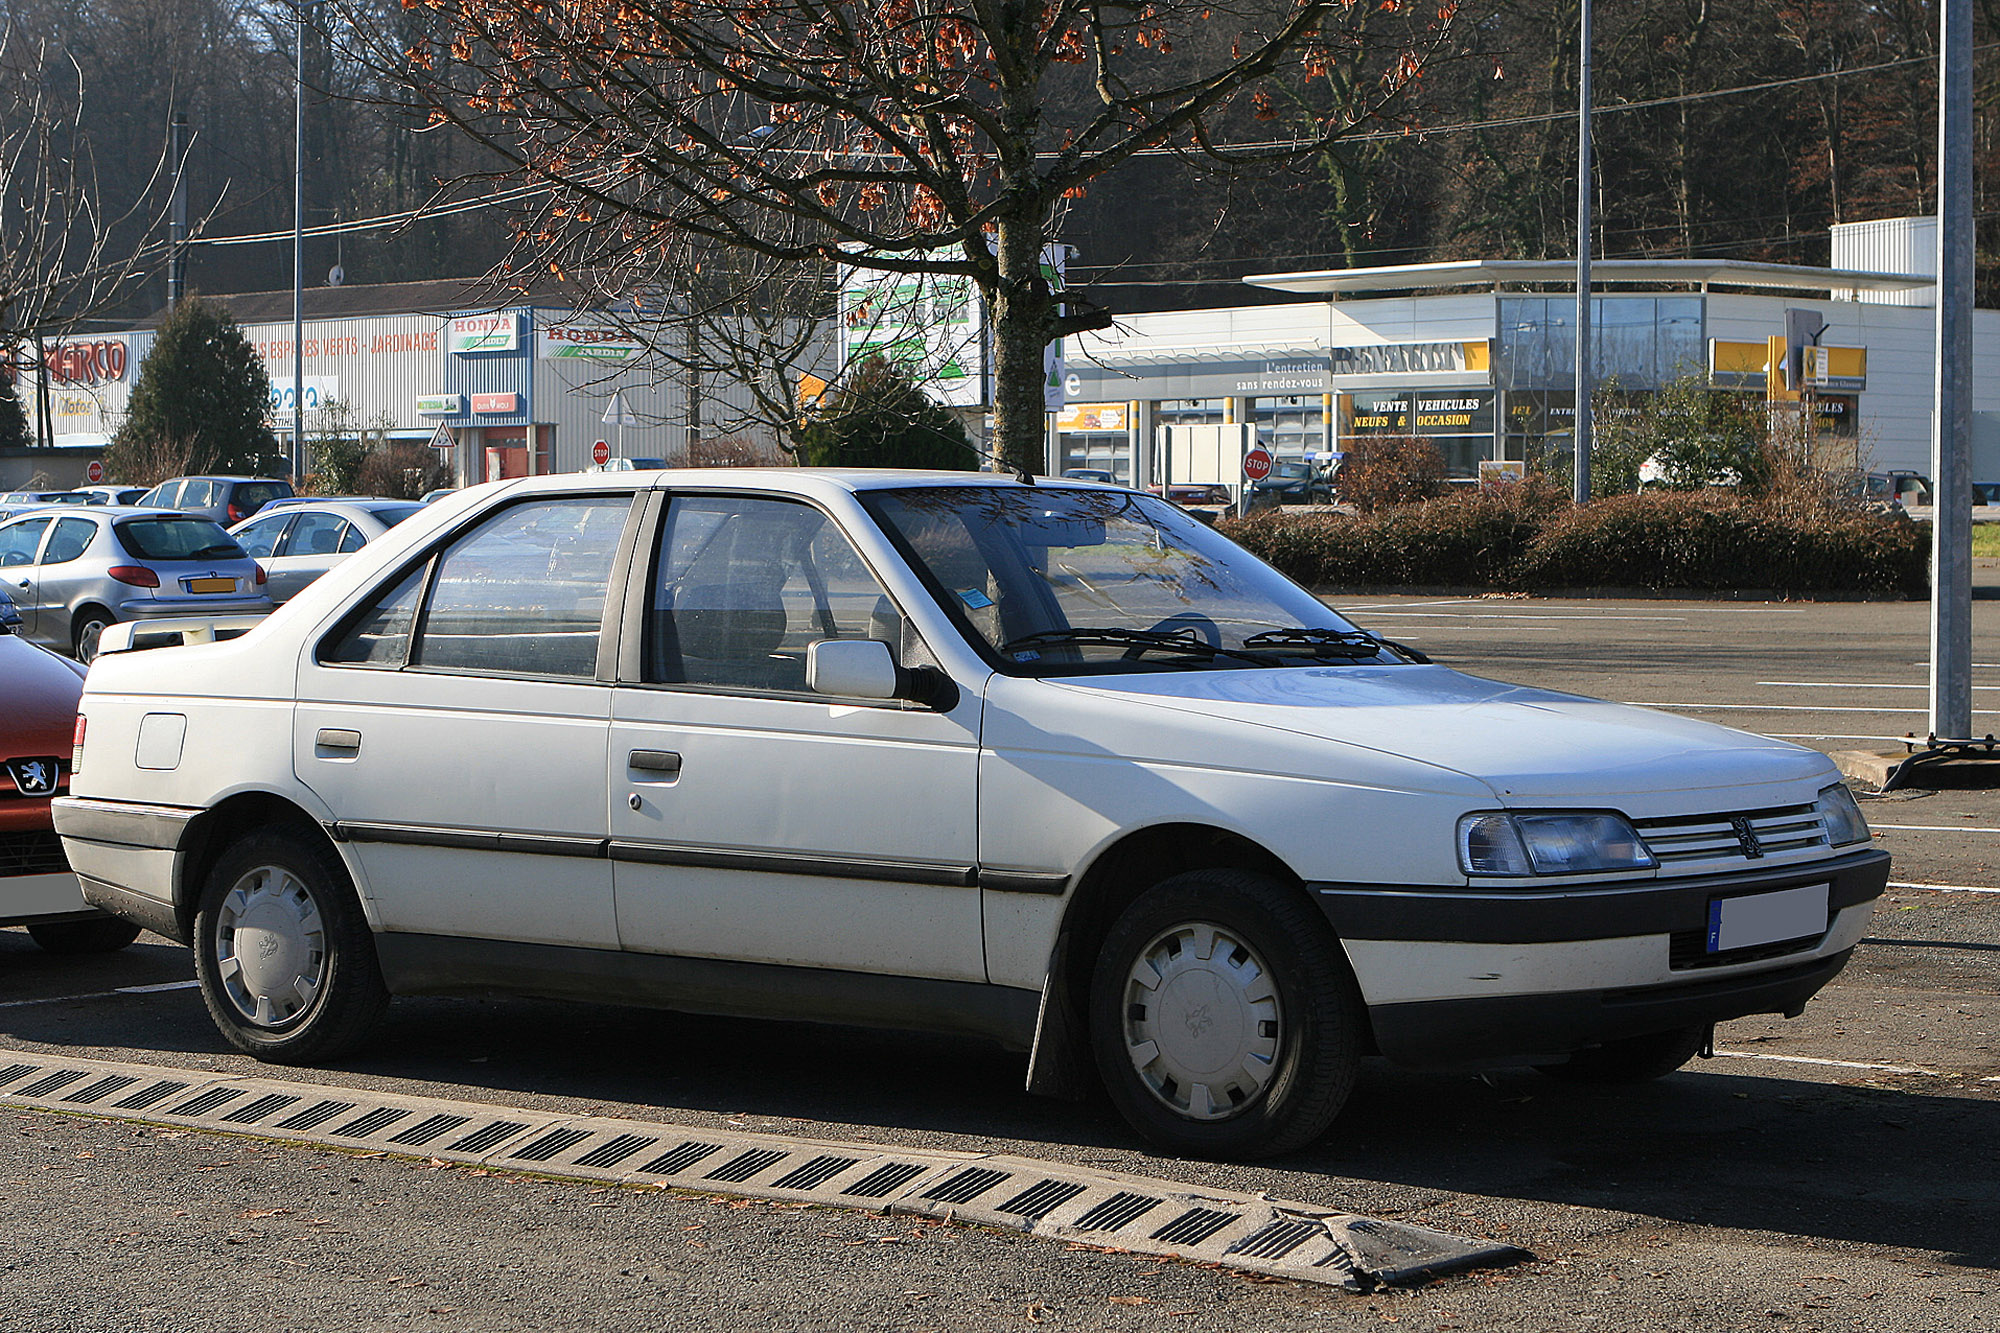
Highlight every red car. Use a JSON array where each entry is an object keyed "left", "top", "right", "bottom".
[{"left": 1, "top": 591, "right": 140, "bottom": 952}]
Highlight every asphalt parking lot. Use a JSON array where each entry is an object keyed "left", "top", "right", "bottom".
[{"left": 3, "top": 587, "right": 1997, "bottom": 1331}]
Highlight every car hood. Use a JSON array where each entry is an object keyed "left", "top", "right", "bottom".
[
  {"left": 0, "top": 635, "right": 82, "bottom": 830},
  {"left": 1039, "top": 664, "right": 1835, "bottom": 811}
]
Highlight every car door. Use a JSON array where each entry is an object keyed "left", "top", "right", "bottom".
[
  {"left": 607, "top": 491, "right": 985, "bottom": 982},
  {"left": 267, "top": 510, "right": 348, "bottom": 602},
  {"left": 0, "top": 516, "right": 54, "bottom": 638},
  {"left": 293, "top": 490, "right": 638, "bottom": 949},
  {"left": 33, "top": 515, "right": 101, "bottom": 647}
]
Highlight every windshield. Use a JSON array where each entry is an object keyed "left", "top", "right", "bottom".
[{"left": 863, "top": 485, "right": 1397, "bottom": 673}]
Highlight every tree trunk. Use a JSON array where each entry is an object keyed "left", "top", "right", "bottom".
[{"left": 988, "top": 214, "right": 1055, "bottom": 477}]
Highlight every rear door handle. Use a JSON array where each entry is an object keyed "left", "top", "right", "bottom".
[{"left": 628, "top": 749, "right": 682, "bottom": 776}]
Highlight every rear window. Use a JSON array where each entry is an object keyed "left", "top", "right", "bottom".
[
  {"left": 114, "top": 516, "right": 245, "bottom": 561},
  {"left": 231, "top": 481, "right": 293, "bottom": 514},
  {"left": 368, "top": 503, "right": 424, "bottom": 528}
]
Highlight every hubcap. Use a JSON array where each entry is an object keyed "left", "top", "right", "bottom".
[
  {"left": 1121, "top": 921, "right": 1282, "bottom": 1122},
  {"left": 75, "top": 618, "right": 106, "bottom": 664},
  {"left": 213, "top": 864, "right": 327, "bottom": 1028}
]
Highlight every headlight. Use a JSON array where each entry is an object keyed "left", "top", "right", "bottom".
[
  {"left": 1815, "top": 782, "right": 1871, "bottom": 847},
  {"left": 1457, "top": 811, "right": 1657, "bottom": 877}
]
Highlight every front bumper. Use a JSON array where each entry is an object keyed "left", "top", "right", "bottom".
[{"left": 1313, "top": 848, "right": 1889, "bottom": 1069}]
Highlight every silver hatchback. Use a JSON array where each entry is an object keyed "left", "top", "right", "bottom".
[{"left": 0, "top": 507, "right": 273, "bottom": 661}]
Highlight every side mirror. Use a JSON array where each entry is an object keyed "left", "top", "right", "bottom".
[{"left": 807, "top": 638, "right": 901, "bottom": 701}]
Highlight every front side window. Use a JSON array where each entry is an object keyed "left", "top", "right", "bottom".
[
  {"left": 284, "top": 511, "right": 350, "bottom": 558},
  {"left": 42, "top": 516, "right": 98, "bottom": 564},
  {"left": 646, "top": 495, "right": 899, "bottom": 693},
  {"left": 864, "top": 486, "right": 1395, "bottom": 674},
  {"left": 411, "top": 494, "right": 630, "bottom": 678},
  {"left": 0, "top": 517, "right": 52, "bottom": 566}
]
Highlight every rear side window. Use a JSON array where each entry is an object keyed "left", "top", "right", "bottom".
[
  {"left": 42, "top": 516, "right": 98, "bottom": 564},
  {"left": 323, "top": 563, "right": 429, "bottom": 667},
  {"left": 114, "top": 517, "right": 243, "bottom": 560},
  {"left": 412, "top": 496, "right": 629, "bottom": 678}
]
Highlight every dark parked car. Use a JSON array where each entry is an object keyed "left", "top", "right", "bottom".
[
  {"left": 1250, "top": 460, "right": 1336, "bottom": 506},
  {"left": 136, "top": 475, "right": 294, "bottom": 525}
]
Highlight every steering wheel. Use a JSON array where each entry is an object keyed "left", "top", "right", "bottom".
[{"left": 1122, "top": 611, "right": 1223, "bottom": 659}]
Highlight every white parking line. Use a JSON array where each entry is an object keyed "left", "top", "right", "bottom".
[
  {"left": 1768, "top": 733, "right": 1910, "bottom": 742},
  {"left": 1888, "top": 881, "right": 2000, "bottom": 895},
  {"left": 1712, "top": 1050, "right": 1950, "bottom": 1078},
  {"left": 0, "top": 979, "right": 197, "bottom": 1010},
  {"left": 1625, "top": 701, "right": 2000, "bottom": 716},
  {"left": 1354, "top": 611, "right": 1692, "bottom": 623},
  {"left": 1757, "top": 680, "right": 2000, "bottom": 691}
]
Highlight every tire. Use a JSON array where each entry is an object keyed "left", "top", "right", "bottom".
[
  {"left": 71, "top": 609, "right": 113, "bottom": 664},
  {"left": 193, "top": 826, "right": 388, "bottom": 1063},
  {"left": 1087, "top": 868, "right": 1363, "bottom": 1160},
  {"left": 1536, "top": 1023, "right": 1710, "bottom": 1085},
  {"left": 27, "top": 916, "right": 142, "bottom": 954}
]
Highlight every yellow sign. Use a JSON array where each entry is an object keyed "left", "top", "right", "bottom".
[
  {"left": 1056, "top": 403, "right": 1128, "bottom": 432},
  {"left": 1806, "top": 345, "right": 1867, "bottom": 391}
]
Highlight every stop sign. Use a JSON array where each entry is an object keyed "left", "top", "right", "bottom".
[
  {"left": 1243, "top": 447, "right": 1274, "bottom": 481},
  {"left": 592, "top": 439, "right": 611, "bottom": 466},
  {"left": 86, "top": 460, "right": 104, "bottom": 483}
]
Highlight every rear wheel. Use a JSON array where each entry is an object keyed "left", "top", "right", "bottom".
[
  {"left": 26, "top": 917, "right": 141, "bottom": 954},
  {"left": 193, "top": 827, "right": 388, "bottom": 1063},
  {"left": 1088, "top": 869, "right": 1362, "bottom": 1160},
  {"left": 1536, "top": 1023, "right": 1710, "bottom": 1084},
  {"left": 71, "top": 609, "right": 113, "bottom": 664}
]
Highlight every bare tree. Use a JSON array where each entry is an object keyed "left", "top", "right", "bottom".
[{"left": 375, "top": 0, "right": 1463, "bottom": 473}]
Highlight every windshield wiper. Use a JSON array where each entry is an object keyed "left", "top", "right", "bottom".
[
  {"left": 1241, "top": 627, "right": 1430, "bottom": 663},
  {"left": 188, "top": 543, "right": 242, "bottom": 558},
  {"left": 1001, "top": 626, "right": 1273, "bottom": 665}
]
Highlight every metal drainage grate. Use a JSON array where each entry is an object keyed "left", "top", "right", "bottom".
[
  {"left": 448, "top": 1120, "right": 529, "bottom": 1155},
  {"left": 0, "top": 1063, "right": 42, "bottom": 1088},
  {"left": 389, "top": 1114, "right": 471, "bottom": 1148},
  {"left": 772, "top": 1155, "right": 859, "bottom": 1192},
  {"left": 704, "top": 1148, "right": 787, "bottom": 1184},
  {"left": 222, "top": 1093, "right": 301, "bottom": 1125},
  {"left": 332, "top": 1107, "right": 410, "bottom": 1139},
  {"left": 575, "top": 1134, "right": 657, "bottom": 1171},
  {"left": 841, "top": 1162, "right": 927, "bottom": 1199},
  {"left": 1152, "top": 1207, "right": 1240, "bottom": 1247},
  {"left": 112, "top": 1080, "right": 188, "bottom": 1111},
  {"left": 17, "top": 1069, "right": 90, "bottom": 1099},
  {"left": 510, "top": 1128, "right": 592, "bottom": 1163},
  {"left": 922, "top": 1166, "right": 1011, "bottom": 1206},
  {"left": 61, "top": 1075, "right": 139, "bottom": 1105},
  {"left": 1228, "top": 1218, "right": 1325, "bottom": 1261},
  {"left": 638, "top": 1140, "right": 723, "bottom": 1177},
  {"left": 996, "top": 1179, "right": 1087, "bottom": 1222},
  {"left": 167, "top": 1088, "right": 246, "bottom": 1118},
  {"left": 1075, "top": 1191, "right": 1162, "bottom": 1232},
  {"left": 276, "top": 1100, "right": 356, "bottom": 1132}
]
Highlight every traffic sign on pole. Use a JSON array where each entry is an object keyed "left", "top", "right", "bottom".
[
  {"left": 86, "top": 460, "right": 104, "bottom": 483},
  {"left": 592, "top": 439, "right": 611, "bottom": 466},
  {"left": 429, "top": 424, "right": 453, "bottom": 452},
  {"left": 1243, "top": 447, "right": 1274, "bottom": 481}
]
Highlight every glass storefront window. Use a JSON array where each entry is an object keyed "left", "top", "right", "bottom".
[
  {"left": 1252, "top": 396, "right": 1328, "bottom": 459},
  {"left": 1498, "top": 295, "right": 1706, "bottom": 392}
]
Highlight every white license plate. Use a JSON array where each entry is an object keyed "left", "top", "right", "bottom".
[{"left": 1706, "top": 883, "right": 1829, "bottom": 953}]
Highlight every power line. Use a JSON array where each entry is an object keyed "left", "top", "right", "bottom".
[{"left": 185, "top": 41, "right": 1985, "bottom": 251}]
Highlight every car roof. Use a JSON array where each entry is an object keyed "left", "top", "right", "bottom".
[{"left": 485, "top": 468, "right": 1094, "bottom": 499}]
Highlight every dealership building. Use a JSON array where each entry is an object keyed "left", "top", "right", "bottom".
[{"left": 9, "top": 216, "right": 1996, "bottom": 493}]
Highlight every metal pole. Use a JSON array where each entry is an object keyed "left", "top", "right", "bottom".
[
  {"left": 1572, "top": 0, "right": 1593, "bottom": 505},
  {"left": 167, "top": 113, "right": 187, "bottom": 308},
  {"left": 292, "top": 6, "right": 308, "bottom": 484},
  {"left": 1929, "top": 0, "right": 1973, "bottom": 742}
]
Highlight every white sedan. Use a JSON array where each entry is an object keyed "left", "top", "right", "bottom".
[{"left": 54, "top": 471, "right": 1888, "bottom": 1159}]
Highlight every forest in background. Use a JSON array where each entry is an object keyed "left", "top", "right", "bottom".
[{"left": 0, "top": 0, "right": 1994, "bottom": 318}]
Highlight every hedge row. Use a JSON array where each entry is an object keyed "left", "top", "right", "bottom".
[{"left": 1223, "top": 489, "right": 1931, "bottom": 598}]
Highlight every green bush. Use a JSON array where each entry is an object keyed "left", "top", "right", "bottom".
[{"left": 1225, "top": 488, "right": 1928, "bottom": 598}]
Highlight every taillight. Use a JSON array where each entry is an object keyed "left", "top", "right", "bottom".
[
  {"left": 72, "top": 715, "right": 85, "bottom": 775},
  {"left": 254, "top": 563, "right": 268, "bottom": 586},
  {"left": 227, "top": 503, "right": 243, "bottom": 522},
  {"left": 106, "top": 565, "right": 160, "bottom": 588}
]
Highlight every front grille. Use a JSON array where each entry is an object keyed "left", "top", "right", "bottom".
[
  {"left": 1634, "top": 804, "right": 1828, "bottom": 869},
  {"left": 0, "top": 830, "right": 68, "bottom": 877}
]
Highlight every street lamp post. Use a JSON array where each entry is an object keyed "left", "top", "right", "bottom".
[{"left": 292, "top": 1, "right": 325, "bottom": 484}]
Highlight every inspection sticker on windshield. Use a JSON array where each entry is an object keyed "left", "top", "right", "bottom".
[
  {"left": 958, "top": 588, "right": 994, "bottom": 609},
  {"left": 1706, "top": 883, "right": 1828, "bottom": 953}
]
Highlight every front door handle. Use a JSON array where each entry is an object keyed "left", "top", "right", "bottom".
[{"left": 628, "top": 749, "right": 682, "bottom": 777}]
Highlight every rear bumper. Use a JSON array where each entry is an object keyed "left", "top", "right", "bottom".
[
  {"left": 115, "top": 594, "right": 272, "bottom": 619},
  {"left": 1313, "top": 849, "right": 1889, "bottom": 1068},
  {"left": 52, "top": 796, "right": 197, "bottom": 942}
]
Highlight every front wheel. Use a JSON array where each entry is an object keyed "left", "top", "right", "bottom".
[
  {"left": 1088, "top": 869, "right": 1363, "bottom": 1160},
  {"left": 193, "top": 827, "right": 388, "bottom": 1063}
]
